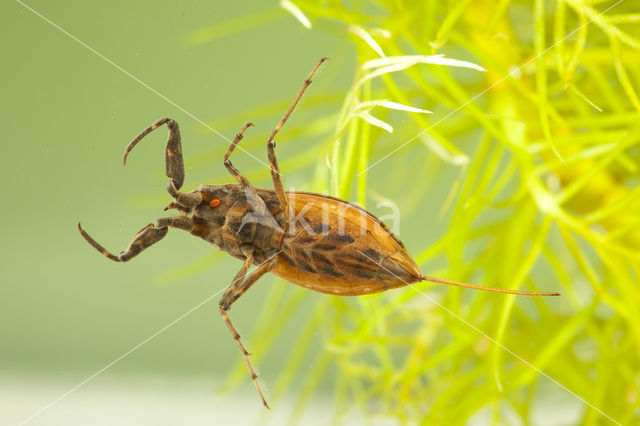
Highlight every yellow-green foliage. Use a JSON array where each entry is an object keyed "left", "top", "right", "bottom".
[{"left": 190, "top": 1, "right": 640, "bottom": 424}]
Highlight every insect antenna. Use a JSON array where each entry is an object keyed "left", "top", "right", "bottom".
[{"left": 421, "top": 275, "right": 561, "bottom": 296}]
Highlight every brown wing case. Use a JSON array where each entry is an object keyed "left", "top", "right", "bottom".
[{"left": 272, "top": 191, "right": 423, "bottom": 295}]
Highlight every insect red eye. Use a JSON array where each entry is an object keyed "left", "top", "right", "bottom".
[{"left": 210, "top": 199, "right": 221, "bottom": 208}]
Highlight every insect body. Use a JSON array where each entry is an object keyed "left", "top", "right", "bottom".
[{"left": 78, "top": 58, "right": 560, "bottom": 408}]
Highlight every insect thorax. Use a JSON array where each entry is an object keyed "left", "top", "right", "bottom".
[{"left": 189, "top": 184, "right": 284, "bottom": 263}]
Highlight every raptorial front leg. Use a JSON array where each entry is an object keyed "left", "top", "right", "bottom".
[
  {"left": 267, "top": 57, "right": 328, "bottom": 223},
  {"left": 219, "top": 248, "right": 278, "bottom": 408},
  {"left": 78, "top": 215, "right": 192, "bottom": 262},
  {"left": 121, "top": 118, "right": 200, "bottom": 208}
]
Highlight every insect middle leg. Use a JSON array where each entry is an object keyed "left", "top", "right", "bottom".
[
  {"left": 219, "top": 246, "right": 278, "bottom": 408},
  {"left": 223, "top": 122, "right": 255, "bottom": 189},
  {"left": 78, "top": 215, "right": 192, "bottom": 262},
  {"left": 223, "top": 123, "right": 272, "bottom": 217},
  {"left": 266, "top": 57, "right": 328, "bottom": 223}
]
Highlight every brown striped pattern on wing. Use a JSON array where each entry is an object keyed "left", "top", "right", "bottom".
[{"left": 272, "top": 191, "right": 422, "bottom": 295}]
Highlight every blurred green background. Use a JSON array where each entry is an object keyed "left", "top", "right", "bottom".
[
  {"left": 3, "top": 0, "right": 640, "bottom": 425},
  {"left": 2, "top": 1, "right": 353, "bottom": 424}
]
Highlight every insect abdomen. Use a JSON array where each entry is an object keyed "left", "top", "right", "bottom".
[{"left": 272, "top": 191, "right": 422, "bottom": 296}]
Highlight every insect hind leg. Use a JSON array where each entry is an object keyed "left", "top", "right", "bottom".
[{"left": 267, "top": 57, "right": 328, "bottom": 223}]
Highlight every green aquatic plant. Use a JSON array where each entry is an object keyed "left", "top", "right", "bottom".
[{"left": 186, "top": 0, "right": 640, "bottom": 424}]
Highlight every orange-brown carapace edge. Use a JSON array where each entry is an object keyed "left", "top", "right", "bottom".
[{"left": 271, "top": 191, "right": 423, "bottom": 296}]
